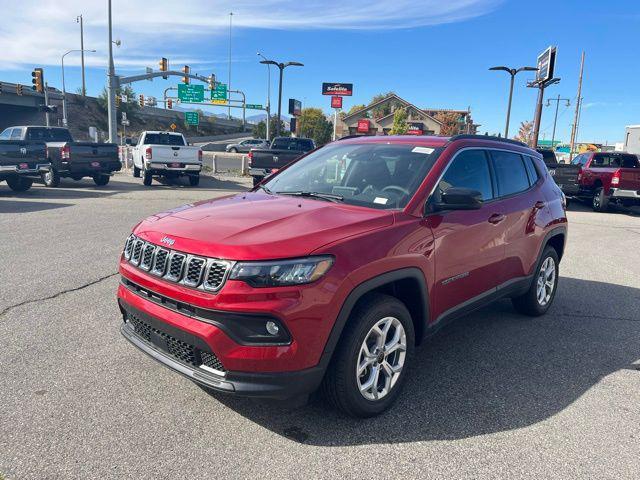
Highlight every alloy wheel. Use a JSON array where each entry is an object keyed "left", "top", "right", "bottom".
[
  {"left": 356, "top": 316, "right": 407, "bottom": 401},
  {"left": 536, "top": 257, "right": 556, "bottom": 306}
]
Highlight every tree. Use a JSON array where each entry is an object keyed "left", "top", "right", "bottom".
[
  {"left": 433, "top": 111, "right": 462, "bottom": 136},
  {"left": 252, "top": 116, "right": 286, "bottom": 140},
  {"left": 298, "top": 108, "right": 333, "bottom": 146},
  {"left": 370, "top": 92, "right": 395, "bottom": 119},
  {"left": 389, "top": 107, "right": 408, "bottom": 135},
  {"left": 340, "top": 104, "right": 367, "bottom": 119},
  {"left": 97, "top": 85, "right": 139, "bottom": 120},
  {"left": 514, "top": 121, "right": 534, "bottom": 145}
]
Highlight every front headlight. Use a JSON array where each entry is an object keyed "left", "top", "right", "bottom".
[{"left": 229, "top": 256, "right": 334, "bottom": 288}]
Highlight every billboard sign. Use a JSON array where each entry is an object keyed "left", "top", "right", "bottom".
[
  {"left": 322, "top": 82, "right": 353, "bottom": 96},
  {"left": 288, "top": 99, "right": 302, "bottom": 116},
  {"left": 536, "top": 46, "right": 557, "bottom": 85},
  {"left": 331, "top": 96, "right": 343, "bottom": 109},
  {"left": 406, "top": 122, "right": 424, "bottom": 135},
  {"left": 357, "top": 119, "right": 370, "bottom": 133}
]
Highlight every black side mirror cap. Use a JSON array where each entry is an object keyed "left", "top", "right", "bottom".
[{"left": 429, "top": 187, "right": 484, "bottom": 212}]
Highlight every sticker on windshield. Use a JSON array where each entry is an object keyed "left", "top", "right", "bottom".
[
  {"left": 374, "top": 197, "right": 388, "bottom": 205},
  {"left": 412, "top": 147, "right": 434, "bottom": 155}
]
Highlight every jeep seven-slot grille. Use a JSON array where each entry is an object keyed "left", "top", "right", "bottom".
[
  {"left": 126, "top": 311, "right": 225, "bottom": 373},
  {"left": 122, "top": 235, "right": 231, "bottom": 292}
]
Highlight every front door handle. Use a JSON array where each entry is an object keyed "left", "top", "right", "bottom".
[
  {"left": 488, "top": 213, "right": 505, "bottom": 224},
  {"left": 534, "top": 201, "right": 546, "bottom": 209}
]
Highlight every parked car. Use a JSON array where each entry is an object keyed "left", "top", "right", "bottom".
[
  {"left": 132, "top": 131, "right": 202, "bottom": 186},
  {"left": 0, "top": 132, "right": 49, "bottom": 192},
  {"left": 225, "top": 138, "right": 269, "bottom": 153},
  {"left": 0, "top": 126, "right": 120, "bottom": 187},
  {"left": 538, "top": 148, "right": 581, "bottom": 198},
  {"left": 571, "top": 151, "right": 640, "bottom": 211},
  {"left": 118, "top": 134, "right": 567, "bottom": 417},
  {"left": 248, "top": 136, "right": 315, "bottom": 186}
]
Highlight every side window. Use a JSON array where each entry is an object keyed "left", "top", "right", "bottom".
[
  {"left": 0, "top": 128, "right": 12, "bottom": 140},
  {"left": 523, "top": 156, "right": 540, "bottom": 185},
  {"left": 10, "top": 128, "right": 22, "bottom": 140},
  {"left": 438, "top": 150, "right": 493, "bottom": 201},
  {"left": 490, "top": 150, "right": 531, "bottom": 197},
  {"left": 590, "top": 154, "right": 609, "bottom": 168},
  {"left": 570, "top": 154, "right": 582, "bottom": 165}
]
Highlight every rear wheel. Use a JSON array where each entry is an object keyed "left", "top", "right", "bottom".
[
  {"left": 229, "top": 147, "right": 238, "bottom": 153},
  {"left": 321, "top": 294, "right": 414, "bottom": 417},
  {"left": 189, "top": 174, "right": 200, "bottom": 187},
  {"left": 72, "top": 175, "right": 83, "bottom": 181},
  {"left": 93, "top": 174, "right": 110, "bottom": 186},
  {"left": 133, "top": 166, "right": 140, "bottom": 178},
  {"left": 142, "top": 165, "right": 153, "bottom": 186},
  {"left": 512, "top": 246, "right": 559, "bottom": 316},
  {"left": 592, "top": 186, "right": 609, "bottom": 212},
  {"left": 6, "top": 177, "right": 33, "bottom": 192},
  {"left": 42, "top": 168, "right": 60, "bottom": 187}
]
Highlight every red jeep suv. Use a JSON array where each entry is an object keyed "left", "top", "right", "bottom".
[{"left": 118, "top": 134, "right": 568, "bottom": 417}]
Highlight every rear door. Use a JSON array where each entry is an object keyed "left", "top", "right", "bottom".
[
  {"left": 429, "top": 148, "right": 505, "bottom": 320},
  {"left": 487, "top": 149, "right": 548, "bottom": 283}
]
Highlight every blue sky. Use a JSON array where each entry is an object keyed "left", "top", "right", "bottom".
[{"left": 1, "top": 0, "right": 638, "bottom": 143}]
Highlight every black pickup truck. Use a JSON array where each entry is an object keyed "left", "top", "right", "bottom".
[
  {"left": 248, "top": 136, "right": 315, "bottom": 186},
  {"left": 537, "top": 148, "right": 581, "bottom": 197},
  {"left": 0, "top": 126, "right": 120, "bottom": 187},
  {"left": 0, "top": 138, "right": 49, "bottom": 192}
]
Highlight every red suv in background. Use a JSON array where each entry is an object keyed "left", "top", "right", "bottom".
[{"left": 118, "top": 134, "right": 568, "bottom": 417}]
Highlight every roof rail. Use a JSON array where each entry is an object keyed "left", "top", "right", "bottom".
[
  {"left": 448, "top": 134, "right": 528, "bottom": 148},
  {"left": 336, "top": 134, "right": 370, "bottom": 141}
]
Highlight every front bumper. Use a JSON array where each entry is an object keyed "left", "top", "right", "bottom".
[
  {"left": 609, "top": 188, "right": 640, "bottom": 200},
  {"left": 119, "top": 299, "right": 324, "bottom": 399}
]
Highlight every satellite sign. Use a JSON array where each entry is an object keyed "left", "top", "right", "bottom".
[{"left": 536, "top": 46, "right": 557, "bottom": 85}]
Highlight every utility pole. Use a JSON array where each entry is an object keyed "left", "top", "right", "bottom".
[
  {"left": 569, "top": 52, "right": 585, "bottom": 162},
  {"left": 530, "top": 77, "right": 560, "bottom": 148},
  {"left": 546, "top": 94, "right": 570, "bottom": 147},
  {"left": 77, "top": 15, "right": 86, "bottom": 96},
  {"left": 43, "top": 83, "right": 50, "bottom": 127},
  {"left": 107, "top": 0, "right": 117, "bottom": 144},
  {"left": 228, "top": 12, "right": 233, "bottom": 120}
]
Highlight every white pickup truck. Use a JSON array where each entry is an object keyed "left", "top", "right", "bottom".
[{"left": 132, "top": 131, "right": 202, "bottom": 186}]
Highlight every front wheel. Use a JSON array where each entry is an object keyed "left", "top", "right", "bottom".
[
  {"left": 321, "top": 294, "right": 414, "bottom": 418},
  {"left": 93, "top": 174, "right": 110, "bottom": 186},
  {"left": 133, "top": 166, "right": 141, "bottom": 178},
  {"left": 42, "top": 168, "right": 60, "bottom": 187},
  {"left": 189, "top": 174, "right": 200, "bottom": 187},
  {"left": 512, "top": 246, "right": 559, "bottom": 316},
  {"left": 229, "top": 147, "right": 238, "bottom": 153},
  {"left": 6, "top": 177, "right": 33, "bottom": 192},
  {"left": 592, "top": 187, "right": 609, "bottom": 212}
]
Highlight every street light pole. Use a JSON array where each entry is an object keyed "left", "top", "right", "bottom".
[
  {"left": 228, "top": 12, "right": 233, "bottom": 120},
  {"left": 107, "top": 0, "right": 117, "bottom": 143},
  {"left": 61, "top": 49, "right": 95, "bottom": 127},
  {"left": 260, "top": 58, "right": 304, "bottom": 137},
  {"left": 546, "top": 94, "right": 570, "bottom": 147},
  {"left": 489, "top": 65, "right": 538, "bottom": 138},
  {"left": 257, "top": 52, "right": 272, "bottom": 140},
  {"left": 77, "top": 15, "right": 86, "bottom": 96}
]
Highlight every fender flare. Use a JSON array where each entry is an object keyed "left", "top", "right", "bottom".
[{"left": 317, "top": 267, "right": 429, "bottom": 370}]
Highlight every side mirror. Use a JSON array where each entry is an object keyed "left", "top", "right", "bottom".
[{"left": 431, "top": 187, "right": 483, "bottom": 212}]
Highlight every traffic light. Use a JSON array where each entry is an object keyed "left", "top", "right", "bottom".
[
  {"left": 16, "top": 84, "right": 23, "bottom": 96},
  {"left": 208, "top": 74, "right": 215, "bottom": 90},
  {"left": 159, "top": 57, "right": 168, "bottom": 79},
  {"left": 182, "top": 65, "right": 190, "bottom": 84},
  {"left": 167, "top": 99, "right": 173, "bottom": 110},
  {"left": 31, "top": 68, "right": 44, "bottom": 93},
  {"left": 139, "top": 94, "right": 145, "bottom": 107},
  {"left": 116, "top": 95, "right": 121, "bottom": 108}
]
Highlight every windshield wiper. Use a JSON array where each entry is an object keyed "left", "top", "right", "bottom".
[
  {"left": 275, "top": 191, "right": 344, "bottom": 203},
  {"left": 257, "top": 184, "right": 273, "bottom": 194}
]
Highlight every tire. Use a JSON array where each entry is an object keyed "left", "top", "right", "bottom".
[
  {"left": 189, "top": 174, "right": 200, "bottom": 187},
  {"left": 93, "top": 174, "right": 110, "bottom": 186},
  {"left": 321, "top": 293, "right": 415, "bottom": 418},
  {"left": 72, "top": 175, "right": 83, "bottom": 181},
  {"left": 592, "top": 187, "right": 609, "bottom": 212},
  {"left": 512, "top": 246, "right": 559, "bottom": 316},
  {"left": 252, "top": 176, "right": 263, "bottom": 187},
  {"left": 133, "top": 166, "right": 141, "bottom": 178},
  {"left": 142, "top": 165, "right": 153, "bottom": 186},
  {"left": 230, "top": 147, "right": 238, "bottom": 153},
  {"left": 6, "top": 177, "right": 33, "bottom": 192},
  {"left": 42, "top": 168, "right": 60, "bottom": 187}
]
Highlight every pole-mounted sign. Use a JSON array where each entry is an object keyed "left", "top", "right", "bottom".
[
  {"left": 535, "top": 46, "right": 557, "bottom": 85},
  {"left": 185, "top": 111, "right": 200, "bottom": 125},
  {"left": 322, "top": 82, "right": 353, "bottom": 96},
  {"left": 211, "top": 83, "right": 228, "bottom": 104},
  {"left": 178, "top": 83, "right": 204, "bottom": 103},
  {"left": 331, "top": 96, "right": 343, "bottom": 109},
  {"left": 288, "top": 99, "right": 302, "bottom": 116}
]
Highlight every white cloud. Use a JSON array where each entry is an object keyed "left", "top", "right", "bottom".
[{"left": 0, "top": 0, "right": 500, "bottom": 69}]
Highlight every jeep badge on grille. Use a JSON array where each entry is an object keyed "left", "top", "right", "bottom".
[{"left": 160, "top": 236, "right": 176, "bottom": 246}]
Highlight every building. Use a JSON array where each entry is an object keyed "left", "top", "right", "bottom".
[
  {"left": 623, "top": 125, "right": 640, "bottom": 154},
  {"left": 336, "top": 93, "right": 478, "bottom": 138}
]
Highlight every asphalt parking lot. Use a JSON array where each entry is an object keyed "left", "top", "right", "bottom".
[{"left": 1, "top": 174, "right": 639, "bottom": 479}]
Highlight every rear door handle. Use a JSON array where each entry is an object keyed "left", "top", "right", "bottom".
[
  {"left": 534, "top": 201, "right": 546, "bottom": 209},
  {"left": 488, "top": 213, "right": 505, "bottom": 224}
]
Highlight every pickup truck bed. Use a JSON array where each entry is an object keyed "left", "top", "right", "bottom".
[
  {"left": 545, "top": 162, "right": 581, "bottom": 196},
  {"left": 249, "top": 137, "right": 315, "bottom": 186},
  {"left": 0, "top": 140, "right": 49, "bottom": 192}
]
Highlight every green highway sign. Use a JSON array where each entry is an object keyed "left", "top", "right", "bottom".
[
  {"left": 178, "top": 84, "right": 204, "bottom": 103},
  {"left": 185, "top": 111, "right": 200, "bottom": 125},
  {"left": 211, "top": 83, "right": 228, "bottom": 102},
  {"left": 246, "top": 104, "right": 263, "bottom": 110}
]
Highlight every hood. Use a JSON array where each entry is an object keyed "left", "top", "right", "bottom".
[{"left": 134, "top": 192, "right": 394, "bottom": 260}]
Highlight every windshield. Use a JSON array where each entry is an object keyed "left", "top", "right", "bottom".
[
  {"left": 26, "top": 128, "right": 73, "bottom": 142},
  {"left": 263, "top": 142, "right": 441, "bottom": 209},
  {"left": 144, "top": 133, "right": 185, "bottom": 146}
]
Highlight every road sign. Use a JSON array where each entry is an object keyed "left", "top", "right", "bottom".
[
  {"left": 178, "top": 83, "right": 205, "bottom": 103},
  {"left": 246, "top": 104, "right": 263, "bottom": 110},
  {"left": 121, "top": 119, "right": 130, "bottom": 127},
  {"left": 536, "top": 46, "right": 557, "bottom": 85},
  {"left": 211, "top": 99, "right": 228, "bottom": 105},
  {"left": 170, "top": 123, "right": 177, "bottom": 130},
  {"left": 322, "top": 82, "right": 353, "bottom": 96},
  {"left": 185, "top": 111, "right": 199, "bottom": 125},
  {"left": 120, "top": 94, "right": 127, "bottom": 104},
  {"left": 211, "top": 83, "right": 228, "bottom": 102},
  {"left": 331, "top": 96, "right": 343, "bottom": 109},
  {"left": 288, "top": 99, "right": 302, "bottom": 116}
]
